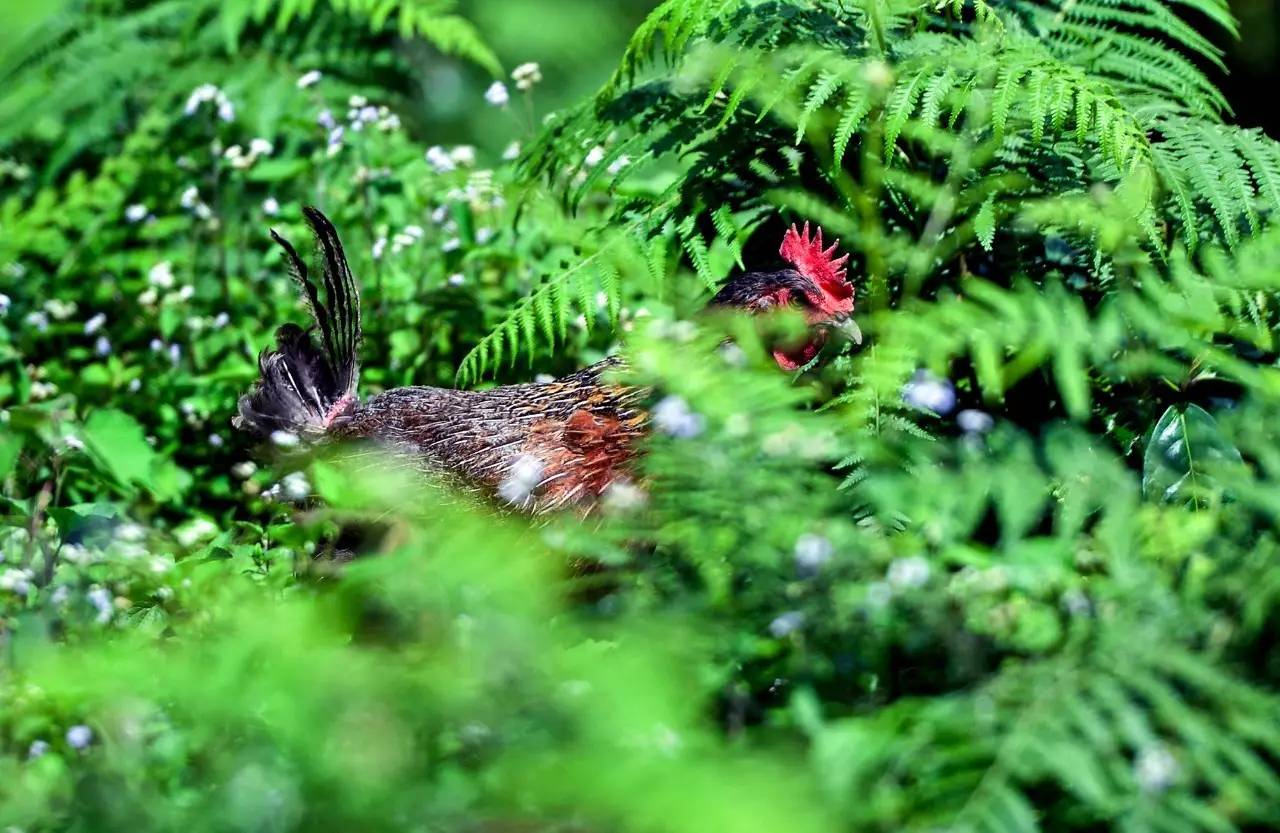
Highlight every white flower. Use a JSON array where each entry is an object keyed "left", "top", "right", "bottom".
[
  {"left": 431, "top": 204, "right": 450, "bottom": 224},
  {"left": 957, "top": 409, "right": 994, "bottom": 434},
  {"left": 447, "top": 273, "right": 465, "bottom": 286},
  {"left": 348, "top": 94, "right": 368, "bottom": 108},
  {"left": 441, "top": 237, "right": 461, "bottom": 253},
  {"left": 25, "top": 311, "right": 49, "bottom": 332},
  {"left": 392, "top": 232, "right": 415, "bottom": 249},
  {"left": 316, "top": 108, "right": 336, "bottom": 129},
  {"left": 502, "top": 141, "right": 521, "bottom": 161},
  {"left": 653, "top": 395, "right": 705, "bottom": 439},
  {"left": 262, "top": 197, "right": 280, "bottom": 217},
  {"left": 607, "top": 154, "right": 631, "bottom": 175},
  {"left": 484, "top": 81, "right": 510, "bottom": 107},
  {"left": 326, "top": 125, "right": 345, "bottom": 156},
  {"left": 270, "top": 430, "right": 300, "bottom": 449},
  {"left": 231, "top": 461, "right": 257, "bottom": 479},
  {"left": 404, "top": 224, "right": 425, "bottom": 239},
  {"left": 425, "top": 145, "right": 455, "bottom": 173},
  {"left": 511, "top": 61, "right": 542, "bottom": 90},
  {"left": 125, "top": 204, "right": 148, "bottom": 223},
  {"left": 65, "top": 725, "right": 93, "bottom": 750},
  {"left": 794, "top": 533, "right": 833, "bottom": 574},
  {"left": 902, "top": 369, "right": 956, "bottom": 415},
  {"left": 584, "top": 146, "right": 606, "bottom": 168},
  {"left": 128, "top": 378, "right": 142, "bottom": 392},
  {"left": 84, "top": 313, "right": 107, "bottom": 335},
  {"left": 63, "top": 435, "right": 85, "bottom": 451},
  {"left": 45, "top": 299, "right": 77, "bottom": 320},
  {"left": 208, "top": 433, "right": 224, "bottom": 448},
  {"left": 216, "top": 97, "right": 235, "bottom": 122},
  {"left": 0, "top": 568, "right": 33, "bottom": 595},
  {"left": 183, "top": 83, "right": 219, "bottom": 116},
  {"left": 149, "top": 337, "right": 165, "bottom": 352},
  {"left": 115, "top": 523, "right": 146, "bottom": 543},
  {"left": 297, "top": 69, "right": 323, "bottom": 89},
  {"left": 498, "top": 455, "right": 545, "bottom": 506},
  {"left": 213, "top": 311, "right": 231, "bottom": 328},
  {"left": 87, "top": 586, "right": 113, "bottom": 622},
  {"left": 28, "top": 740, "right": 49, "bottom": 759},
  {"left": 30, "top": 381, "right": 57, "bottom": 400},
  {"left": 768, "top": 610, "right": 805, "bottom": 637},
  {"left": 0, "top": 293, "right": 9, "bottom": 315},
  {"left": 179, "top": 186, "right": 200, "bottom": 209},
  {"left": 138, "top": 288, "right": 158, "bottom": 306},
  {"left": 887, "top": 556, "right": 931, "bottom": 589},
  {"left": 168, "top": 343, "right": 182, "bottom": 365},
  {"left": 175, "top": 517, "right": 218, "bottom": 548},
  {"left": 475, "top": 227, "right": 493, "bottom": 245},
  {"left": 94, "top": 336, "right": 111, "bottom": 357},
  {"left": 371, "top": 237, "right": 387, "bottom": 260},
  {"left": 249, "top": 137, "right": 274, "bottom": 157},
  {"left": 449, "top": 145, "right": 476, "bottom": 167},
  {"left": 149, "top": 261, "right": 176, "bottom": 288},
  {"left": 281, "top": 471, "right": 311, "bottom": 501},
  {"left": 1135, "top": 745, "right": 1178, "bottom": 793}
]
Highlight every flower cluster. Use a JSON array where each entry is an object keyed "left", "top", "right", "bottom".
[
  {"left": 511, "top": 62, "right": 542, "bottom": 91},
  {"left": 183, "top": 84, "right": 235, "bottom": 121},
  {"left": 223, "top": 137, "right": 274, "bottom": 170}
]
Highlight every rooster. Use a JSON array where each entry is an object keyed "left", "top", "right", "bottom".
[{"left": 234, "top": 208, "right": 853, "bottom": 511}]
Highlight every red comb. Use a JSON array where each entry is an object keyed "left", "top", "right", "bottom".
[{"left": 779, "top": 222, "right": 853, "bottom": 314}]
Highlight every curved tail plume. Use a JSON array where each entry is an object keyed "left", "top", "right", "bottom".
[{"left": 233, "top": 207, "right": 362, "bottom": 438}]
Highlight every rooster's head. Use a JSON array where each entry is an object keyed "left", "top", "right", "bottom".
[{"left": 710, "top": 222, "right": 855, "bottom": 370}]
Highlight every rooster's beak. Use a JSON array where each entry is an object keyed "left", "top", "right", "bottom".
[{"left": 826, "top": 314, "right": 863, "bottom": 345}]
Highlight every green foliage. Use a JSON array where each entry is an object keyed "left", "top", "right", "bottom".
[{"left": 3, "top": 1, "right": 1280, "bottom": 832}]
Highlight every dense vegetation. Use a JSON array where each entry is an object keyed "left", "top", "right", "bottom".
[{"left": 3, "top": 0, "right": 1280, "bottom": 830}]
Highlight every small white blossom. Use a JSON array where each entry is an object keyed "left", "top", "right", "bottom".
[
  {"left": 280, "top": 471, "right": 311, "bottom": 501},
  {"left": 447, "top": 273, "right": 466, "bottom": 286},
  {"left": 441, "top": 237, "right": 461, "bottom": 253},
  {"left": 30, "top": 380, "right": 57, "bottom": 400},
  {"left": 87, "top": 586, "right": 113, "bottom": 622},
  {"left": 28, "top": 740, "right": 49, "bottom": 759},
  {"left": 348, "top": 94, "right": 368, "bottom": 107},
  {"left": 498, "top": 455, "right": 545, "bottom": 506},
  {"left": 326, "top": 125, "right": 345, "bottom": 156},
  {"left": 208, "top": 433, "right": 224, "bottom": 448},
  {"left": 63, "top": 435, "right": 85, "bottom": 451},
  {"left": 449, "top": 145, "right": 476, "bottom": 167},
  {"left": 371, "top": 237, "right": 388, "bottom": 260},
  {"left": 584, "top": 146, "right": 606, "bottom": 168},
  {"left": 768, "top": 610, "right": 805, "bottom": 637},
  {"left": 0, "top": 568, "right": 33, "bottom": 595},
  {"left": 425, "top": 145, "right": 455, "bottom": 173},
  {"left": 216, "top": 97, "right": 235, "bottom": 122},
  {"left": 179, "top": 185, "right": 200, "bottom": 209},
  {"left": 249, "top": 137, "right": 274, "bottom": 157},
  {"left": 957, "top": 409, "right": 994, "bottom": 434},
  {"left": 83, "top": 313, "right": 107, "bottom": 335},
  {"left": 183, "top": 83, "right": 219, "bottom": 116},
  {"left": 297, "top": 70, "right": 323, "bottom": 89},
  {"left": 0, "top": 293, "right": 9, "bottom": 315},
  {"left": 502, "top": 141, "right": 521, "bottom": 161},
  {"left": 65, "top": 725, "right": 93, "bottom": 750},
  {"left": 794, "top": 533, "right": 833, "bottom": 574},
  {"left": 653, "top": 395, "right": 705, "bottom": 439},
  {"left": 94, "top": 336, "right": 111, "bottom": 357},
  {"left": 128, "top": 378, "right": 142, "bottom": 392},
  {"left": 902, "top": 369, "right": 956, "bottom": 415},
  {"left": 607, "top": 154, "right": 631, "bottom": 175},
  {"left": 270, "top": 430, "right": 300, "bottom": 449},
  {"left": 475, "top": 227, "right": 493, "bottom": 245},
  {"left": 1135, "top": 745, "right": 1178, "bottom": 793},
  {"left": 213, "top": 311, "right": 231, "bottom": 328},
  {"left": 484, "top": 81, "right": 510, "bottom": 107},
  {"left": 175, "top": 517, "right": 218, "bottom": 547},
  {"left": 168, "top": 343, "right": 182, "bottom": 365},
  {"left": 125, "top": 204, "right": 148, "bottom": 223},
  {"left": 138, "top": 288, "right": 158, "bottom": 306},
  {"left": 260, "top": 197, "right": 280, "bottom": 217},
  {"left": 149, "top": 337, "right": 165, "bottom": 352},
  {"left": 404, "top": 224, "right": 425, "bottom": 240},
  {"left": 45, "top": 299, "right": 77, "bottom": 320},
  {"left": 115, "top": 523, "right": 146, "bottom": 543},
  {"left": 316, "top": 108, "right": 336, "bottom": 129},
  {"left": 887, "top": 556, "right": 931, "bottom": 589},
  {"left": 511, "top": 61, "right": 542, "bottom": 90},
  {"left": 25, "top": 311, "right": 49, "bottom": 332},
  {"left": 231, "top": 461, "right": 257, "bottom": 479}
]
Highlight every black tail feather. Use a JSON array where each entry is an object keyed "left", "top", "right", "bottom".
[{"left": 234, "top": 208, "right": 362, "bottom": 438}]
